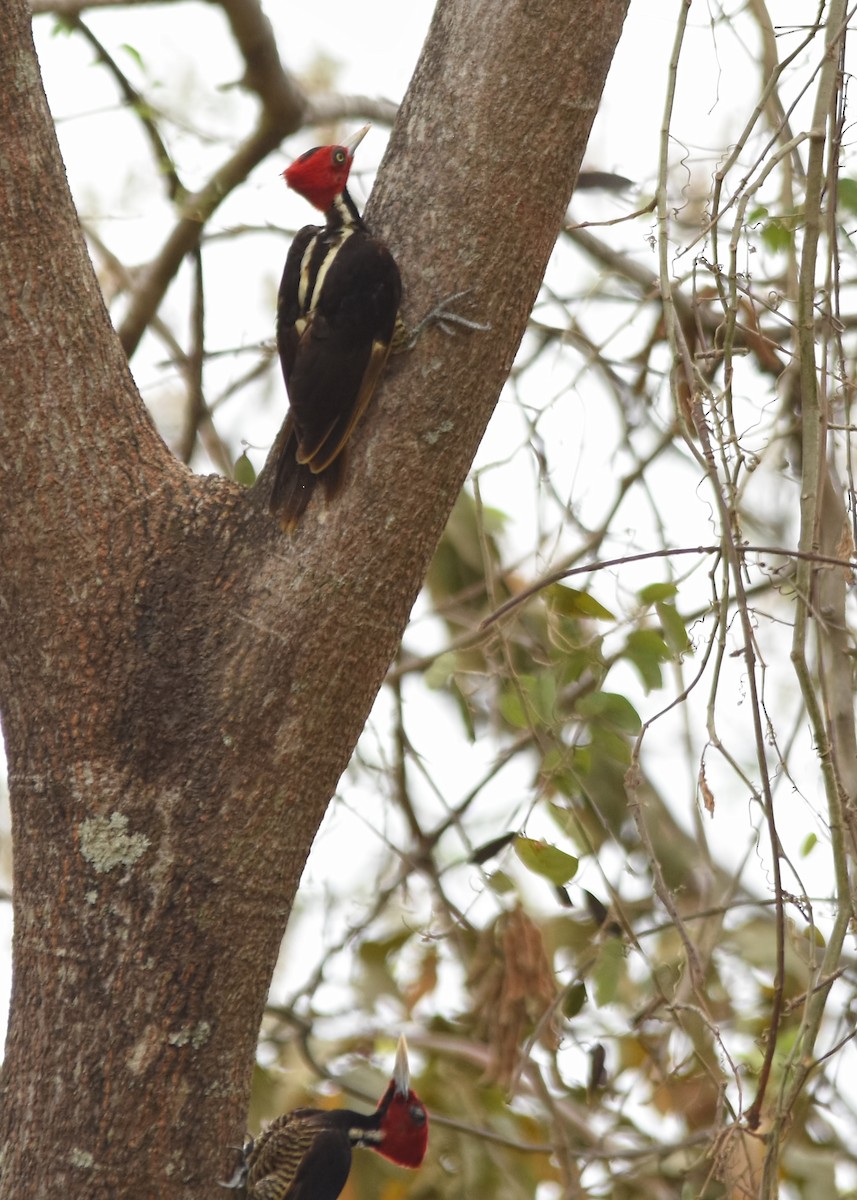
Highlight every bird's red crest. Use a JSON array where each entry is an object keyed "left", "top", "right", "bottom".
[
  {"left": 375, "top": 1083, "right": 429, "bottom": 1168},
  {"left": 283, "top": 144, "right": 355, "bottom": 213}
]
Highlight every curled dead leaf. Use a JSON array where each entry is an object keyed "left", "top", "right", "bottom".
[{"left": 468, "top": 904, "right": 559, "bottom": 1087}]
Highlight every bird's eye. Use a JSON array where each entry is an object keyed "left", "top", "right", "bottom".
[
  {"left": 410, "top": 1105, "right": 427, "bottom": 1125},
  {"left": 333, "top": 149, "right": 347, "bottom": 164}
]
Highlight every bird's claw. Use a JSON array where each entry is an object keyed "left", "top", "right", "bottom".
[
  {"left": 218, "top": 1138, "right": 254, "bottom": 1190},
  {"left": 400, "top": 289, "right": 490, "bottom": 350}
]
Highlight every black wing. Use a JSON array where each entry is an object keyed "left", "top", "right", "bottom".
[
  {"left": 280, "top": 228, "right": 401, "bottom": 469},
  {"left": 270, "top": 225, "right": 401, "bottom": 528}
]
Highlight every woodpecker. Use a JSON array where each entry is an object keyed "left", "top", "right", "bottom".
[
  {"left": 223, "top": 1036, "right": 429, "bottom": 1200},
  {"left": 269, "top": 125, "right": 402, "bottom": 531}
]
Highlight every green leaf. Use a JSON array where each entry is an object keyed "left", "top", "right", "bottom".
[
  {"left": 424, "top": 651, "right": 458, "bottom": 690},
  {"left": 589, "top": 726, "right": 632, "bottom": 765},
  {"left": 546, "top": 768, "right": 577, "bottom": 802},
  {"left": 514, "top": 836, "right": 579, "bottom": 885},
  {"left": 638, "top": 581, "right": 678, "bottom": 604},
  {"left": 486, "top": 870, "right": 516, "bottom": 895},
  {"left": 542, "top": 749, "right": 590, "bottom": 803},
  {"left": 583, "top": 890, "right": 609, "bottom": 927},
  {"left": 554, "top": 641, "right": 598, "bottom": 685},
  {"left": 571, "top": 745, "right": 591, "bottom": 775},
  {"left": 358, "top": 930, "right": 411, "bottom": 964},
  {"left": 527, "top": 671, "right": 557, "bottom": 726},
  {"left": 761, "top": 219, "right": 793, "bottom": 254},
  {"left": 800, "top": 832, "right": 818, "bottom": 858},
  {"left": 592, "top": 937, "right": 625, "bottom": 1007},
  {"left": 547, "top": 801, "right": 575, "bottom": 834},
  {"left": 436, "top": 490, "right": 507, "bottom": 575},
  {"left": 838, "top": 178, "right": 857, "bottom": 217},
  {"left": 537, "top": 748, "right": 578, "bottom": 806},
  {"left": 500, "top": 674, "right": 557, "bottom": 729},
  {"left": 563, "top": 981, "right": 587, "bottom": 1018},
  {"left": 547, "top": 584, "right": 615, "bottom": 621},
  {"left": 623, "top": 628, "right": 671, "bottom": 692},
  {"left": 577, "top": 691, "right": 641, "bottom": 734},
  {"left": 499, "top": 684, "right": 529, "bottom": 729},
  {"left": 656, "top": 601, "right": 691, "bottom": 655},
  {"left": 120, "top": 42, "right": 146, "bottom": 71},
  {"left": 233, "top": 451, "right": 256, "bottom": 487}
]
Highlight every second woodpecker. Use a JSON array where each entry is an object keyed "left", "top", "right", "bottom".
[
  {"left": 270, "top": 126, "right": 402, "bottom": 530},
  {"left": 227, "top": 1036, "right": 428, "bottom": 1200}
]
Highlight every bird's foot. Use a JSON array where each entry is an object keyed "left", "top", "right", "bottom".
[
  {"left": 394, "top": 290, "right": 490, "bottom": 351},
  {"left": 218, "top": 1138, "right": 254, "bottom": 1190}
]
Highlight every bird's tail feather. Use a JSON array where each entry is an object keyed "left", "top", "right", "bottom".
[{"left": 269, "top": 419, "right": 345, "bottom": 533}]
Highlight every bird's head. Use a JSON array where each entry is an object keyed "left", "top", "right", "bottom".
[
  {"left": 371, "top": 1036, "right": 429, "bottom": 1168},
  {"left": 283, "top": 125, "right": 369, "bottom": 212}
]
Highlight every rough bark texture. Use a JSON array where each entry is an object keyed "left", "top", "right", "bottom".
[{"left": 0, "top": 0, "right": 628, "bottom": 1195}]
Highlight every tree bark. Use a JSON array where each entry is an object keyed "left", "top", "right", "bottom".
[{"left": 0, "top": 0, "right": 628, "bottom": 1195}]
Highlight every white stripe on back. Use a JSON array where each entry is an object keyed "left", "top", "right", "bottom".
[{"left": 298, "top": 227, "right": 355, "bottom": 315}]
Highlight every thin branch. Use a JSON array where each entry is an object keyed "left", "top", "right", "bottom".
[
  {"left": 67, "top": 15, "right": 183, "bottom": 201},
  {"left": 480, "top": 542, "right": 857, "bottom": 630},
  {"left": 29, "top": 0, "right": 175, "bottom": 9}
]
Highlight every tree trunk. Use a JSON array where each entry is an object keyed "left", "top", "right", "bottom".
[{"left": 0, "top": 0, "right": 628, "bottom": 1195}]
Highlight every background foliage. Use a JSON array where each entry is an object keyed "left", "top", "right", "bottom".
[{"left": 6, "top": 1, "right": 857, "bottom": 1196}]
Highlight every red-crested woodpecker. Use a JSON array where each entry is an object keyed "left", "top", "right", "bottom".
[
  {"left": 269, "top": 126, "right": 402, "bottom": 531},
  {"left": 223, "top": 1036, "right": 428, "bottom": 1200},
  {"left": 269, "top": 128, "right": 486, "bottom": 531}
]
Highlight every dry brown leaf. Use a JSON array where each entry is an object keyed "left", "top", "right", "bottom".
[
  {"left": 699, "top": 762, "right": 715, "bottom": 817},
  {"left": 713, "top": 1122, "right": 768, "bottom": 1200},
  {"left": 468, "top": 905, "right": 559, "bottom": 1087}
]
